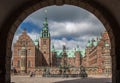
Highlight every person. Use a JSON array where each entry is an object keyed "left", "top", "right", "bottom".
[{"left": 30, "top": 71, "right": 33, "bottom": 77}]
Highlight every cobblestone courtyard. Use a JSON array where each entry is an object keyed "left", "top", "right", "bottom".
[{"left": 11, "top": 76, "right": 112, "bottom": 83}]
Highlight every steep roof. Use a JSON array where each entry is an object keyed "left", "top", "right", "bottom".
[
  {"left": 54, "top": 49, "right": 86, "bottom": 58},
  {"left": 55, "top": 49, "right": 76, "bottom": 58}
]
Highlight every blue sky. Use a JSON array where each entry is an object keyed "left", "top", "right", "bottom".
[{"left": 13, "top": 5, "right": 105, "bottom": 50}]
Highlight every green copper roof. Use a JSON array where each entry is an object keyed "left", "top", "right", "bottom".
[
  {"left": 87, "top": 40, "right": 92, "bottom": 47},
  {"left": 56, "top": 50, "right": 63, "bottom": 58},
  {"left": 43, "top": 27, "right": 47, "bottom": 31},
  {"left": 66, "top": 50, "right": 76, "bottom": 58},
  {"left": 55, "top": 50, "right": 76, "bottom": 58},
  {"left": 87, "top": 38, "right": 98, "bottom": 47},
  {"left": 43, "top": 17, "right": 48, "bottom": 26},
  {"left": 34, "top": 39, "right": 39, "bottom": 46},
  {"left": 93, "top": 40, "right": 98, "bottom": 46}
]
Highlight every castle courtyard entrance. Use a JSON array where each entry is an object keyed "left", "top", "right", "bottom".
[{"left": 0, "top": 0, "right": 120, "bottom": 83}]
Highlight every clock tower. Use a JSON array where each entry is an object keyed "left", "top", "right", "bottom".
[{"left": 40, "top": 15, "right": 51, "bottom": 66}]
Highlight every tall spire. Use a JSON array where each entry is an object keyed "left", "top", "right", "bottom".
[
  {"left": 45, "top": 9, "right": 47, "bottom": 18},
  {"left": 43, "top": 9, "right": 48, "bottom": 28},
  {"left": 40, "top": 9, "right": 50, "bottom": 38}
]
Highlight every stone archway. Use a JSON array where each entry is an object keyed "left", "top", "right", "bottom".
[{"left": 0, "top": 0, "right": 119, "bottom": 83}]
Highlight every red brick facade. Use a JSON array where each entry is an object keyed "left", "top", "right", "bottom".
[
  {"left": 13, "top": 17, "right": 111, "bottom": 76},
  {"left": 13, "top": 30, "right": 42, "bottom": 73},
  {"left": 12, "top": 30, "right": 82, "bottom": 74},
  {"left": 40, "top": 38, "right": 51, "bottom": 66},
  {"left": 82, "top": 31, "right": 112, "bottom": 76},
  {"left": 13, "top": 30, "right": 111, "bottom": 76}
]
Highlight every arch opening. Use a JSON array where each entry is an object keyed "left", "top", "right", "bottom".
[{"left": 2, "top": 0, "right": 117, "bottom": 83}]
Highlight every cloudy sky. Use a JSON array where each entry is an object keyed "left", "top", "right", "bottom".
[{"left": 12, "top": 5, "right": 105, "bottom": 50}]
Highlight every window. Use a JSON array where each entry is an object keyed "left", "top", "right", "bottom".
[
  {"left": 43, "top": 40, "right": 46, "bottom": 45},
  {"left": 44, "top": 34, "right": 46, "bottom": 37},
  {"left": 18, "top": 49, "right": 21, "bottom": 56},
  {"left": 28, "top": 49, "right": 31, "bottom": 55},
  {"left": 21, "top": 49, "right": 26, "bottom": 55},
  {"left": 17, "top": 60, "right": 20, "bottom": 67},
  {"left": 28, "top": 61, "right": 31, "bottom": 68}
]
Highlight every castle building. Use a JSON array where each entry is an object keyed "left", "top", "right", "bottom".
[
  {"left": 51, "top": 45, "right": 83, "bottom": 68},
  {"left": 82, "top": 31, "right": 112, "bottom": 76},
  {"left": 12, "top": 16, "right": 83, "bottom": 74},
  {"left": 12, "top": 14, "right": 111, "bottom": 76}
]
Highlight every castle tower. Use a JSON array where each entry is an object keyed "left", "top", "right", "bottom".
[{"left": 40, "top": 13, "right": 51, "bottom": 66}]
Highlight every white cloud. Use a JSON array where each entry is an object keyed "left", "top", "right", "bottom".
[
  {"left": 27, "top": 32, "right": 40, "bottom": 41},
  {"left": 12, "top": 5, "right": 106, "bottom": 51},
  {"left": 51, "top": 38, "right": 87, "bottom": 50},
  {"left": 49, "top": 21, "right": 105, "bottom": 38}
]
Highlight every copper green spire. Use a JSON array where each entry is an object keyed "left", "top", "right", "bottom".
[
  {"left": 43, "top": 9, "right": 48, "bottom": 27},
  {"left": 40, "top": 9, "right": 50, "bottom": 38}
]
